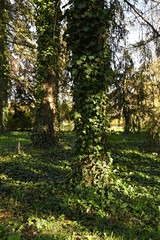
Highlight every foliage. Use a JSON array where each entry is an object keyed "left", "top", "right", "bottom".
[
  {"left": 109, "top": 1, "right": 160, "bottom": 136},
  {"left": 0, "top": 131, "right": 159, "bottom": 239},
  {"left": 59, "top": 102, "right": 72, "bottom": 122},
  {"left": 0, "top": 0, "right": 36, "bottom": 132},
  {"left": 60, "top": 121, "right": 74, "bottom": 132},
  {"left": 5, "top": 106, "right": 34, "bottom": 131},
  {"left": 142, "top": 58, "right": 160, "bottom": 146},
  {"left": 110, "top": 50, "right": 160, "bottom": 143},
  {"left": 147, "top": 111, "right": 160, "bottom": 147},
  {"left": 8, "top": 0, "right": 36, "bottom": 109}
]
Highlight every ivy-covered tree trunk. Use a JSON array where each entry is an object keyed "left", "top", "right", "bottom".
[
  {"left": 66, "top": 0, "right": 112, "bottom": 187},
  {"left": 32, "top": 0, "right": 60, "bottom": 147},
  {"left": 0, "top": 0, "right": 9, "bottom": 131}
]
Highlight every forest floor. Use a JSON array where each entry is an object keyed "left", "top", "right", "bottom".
[{"left": 0, "top": 130, "right": 159, "bottom": 240}]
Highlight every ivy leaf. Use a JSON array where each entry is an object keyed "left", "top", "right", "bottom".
[
  {"left": 74, "top": 112, "right": 82, "bottom": 120},
  {"left": 82, "top": 26, "right": 90, "bottom": 32}
]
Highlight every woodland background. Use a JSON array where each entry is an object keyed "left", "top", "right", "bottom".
[{"left": 0, "top": 0, "right": 160, "bottom": 239}]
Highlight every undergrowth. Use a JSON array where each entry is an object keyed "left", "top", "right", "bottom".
[{"left": 0, "top": 131, "right": 159, "bottom": 240}]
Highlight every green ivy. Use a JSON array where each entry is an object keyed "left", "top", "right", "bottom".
[{"left": 65, "top": 0, "right": 113, "bottom": 188}]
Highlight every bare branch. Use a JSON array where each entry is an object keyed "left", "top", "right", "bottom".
[
  {"left": 131, "top": 36, "right": 156, "bottom": 48},
  {"left": 124, "top": 0, "right": 160, "bottom": 38}
]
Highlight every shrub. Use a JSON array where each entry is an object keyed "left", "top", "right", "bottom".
[{"left": 6, "top": 110, "right": 33, "bottom": 131}]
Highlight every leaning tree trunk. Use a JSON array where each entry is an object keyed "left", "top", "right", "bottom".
[
  {"left": 32, "top": 0, "right": 60, "bottom": 148},
  {"left": 66, "top": 0, "right": 113, "bottom": 187}
]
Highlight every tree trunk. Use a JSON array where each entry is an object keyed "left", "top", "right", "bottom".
[
  {"left": 0, "top": 0, "right": 9, "bottom": 132},
  {"left": 124, "top": 106, "right": 131, "bottom": 133},
  {"left": 66, "top": 0, "right": 112, "bottom": 187},
  {"left": 33, "top": 73, "right": 58, "bottom": 147},
  {"left": 32, "top": 0, "right": 60, "bottom": 147}
]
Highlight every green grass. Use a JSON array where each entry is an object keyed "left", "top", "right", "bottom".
[{"left": 0, "top": 131, "right": 159, "bottom": 240}]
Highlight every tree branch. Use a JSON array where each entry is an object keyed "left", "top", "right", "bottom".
[
  {"left": 124, "top": 0, "right": 160, "bottom": 38},
  {"left": 132, "top": 35, "right": 158, "bottom": 48}
]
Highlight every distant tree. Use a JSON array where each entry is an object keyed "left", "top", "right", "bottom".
[
  {"left": 136, "top": 58, "right": 160, "bottom": 145},
  {"left": 0, "top": 0, "right": 36, "bottom": 131},
  {"left": 110, "top": 49, "right": 135, "bottom": 132},
  {"left": 109, "top": 0, "right": 160, "bottom": 133},
  {"left": 8, "top": 0, "right": 36, "bottom": 119}
]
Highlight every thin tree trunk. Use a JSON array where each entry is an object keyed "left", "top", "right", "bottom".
[{"left": 0, "top": 0, "right": 9, "bottom": 132}]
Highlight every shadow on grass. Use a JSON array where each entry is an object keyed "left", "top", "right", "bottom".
[
  {"left": 0, "top": 131, "right": 159, "bottom": 239},
  {"left": 110, "top": 131, "right": 159, "bottom": 153},
  {"left": 111, "top": 148, "right": 160, "bottom": 188}
]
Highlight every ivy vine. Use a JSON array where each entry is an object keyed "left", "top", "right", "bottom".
[{"left": 65, "top": 0, "right": 113, "bottom": 188}]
